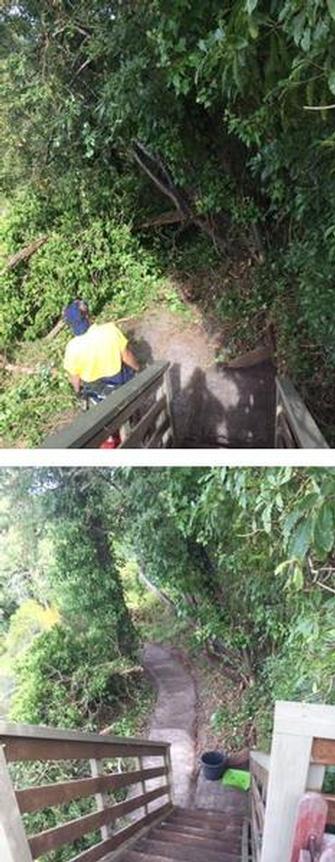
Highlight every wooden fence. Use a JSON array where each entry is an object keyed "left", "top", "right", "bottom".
[
  {"left": 250, "top": 702, "right": 335, "bottom": 862},
  {"left": 0, "top": 721, "right": 173, "bottom": 862},
  {"left": 275, "top": 377, "right": 329, "bottom": 448},
  {"left": 42, "top": 361, "right": 174, "bottom": 449}
]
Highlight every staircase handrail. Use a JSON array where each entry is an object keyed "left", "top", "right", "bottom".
[
  {"left": 42, "top": 360, "right": 173, "bottom": 449},
  {"left": 275, "top": 376, "right": 329, "bottom": 448},
  {"left": 0, "top": 720, "right": 173, "bottom": 862}
]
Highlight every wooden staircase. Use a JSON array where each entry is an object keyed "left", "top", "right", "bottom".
[{"left": 120, "top": 807, "right": 244, "bottom": 862}]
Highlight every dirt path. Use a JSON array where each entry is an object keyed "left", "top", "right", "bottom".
[
  {"left": 142, "top": 642, "right": 197, "bottom": 807},
  {"left": 126, "top": 308, "right": 275, "bottom": 447}
]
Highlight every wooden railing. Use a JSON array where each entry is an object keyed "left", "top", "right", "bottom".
[
  {"left": 0, "top": 721, "right": 173, "bottom": 862},
  {"left": 250, "top": 702, "right": 335, "bottom": 862},
  {"left": 42, "top": 361, "right": 174, "bottom": 449},
  {"left": 250, "top": 751, "right": 269, "bottom": 862},
  {"left": 275, "top": 377, "right": 329, "bottom": 448}
]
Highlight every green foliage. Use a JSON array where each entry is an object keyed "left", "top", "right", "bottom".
[
  {"left": 10, "top": 624, "right": 139, "bottom": 728},
  {"left": 117, "top": 467, "right": 335, "bottom": 741},
  {"left": 0, "top": 196, "right": 162, "bottom": 347}
]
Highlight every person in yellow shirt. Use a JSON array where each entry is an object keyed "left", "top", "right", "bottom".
[{"left": 63, "top": 299, "right": 140, "bottom": 403}]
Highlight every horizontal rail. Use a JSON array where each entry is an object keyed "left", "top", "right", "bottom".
[
  {"left": 17, "top": 765, "right": 168, "bottom": 813},
  {"left": 68, "top": 802, "right": 173, "bottom": 862},
  {"left": 42, "top": 361, "right": 170, "bottom": 448},
  {"left": 28, "top": 784, "right": 170, "bottom": 858},
  {"left": 275, "top": 377, "right": 329, "bottom": 449},
  {"left": 0, "top": 721, "right": 169, "bottom": 762},
  {"left": 2, "top": 736, "right": 168, "bottom": 762}
]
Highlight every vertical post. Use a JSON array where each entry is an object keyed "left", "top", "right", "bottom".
[
  {"left": 89, "top": 758, "right": 112, "bottom": 840},
  {"left": 138, "top": 755, "right": 149, "bottom": 818},
  {"left": 165, "top": 744, "right": 174, "bottom": 805},
  {"left": 260, "top": 702, "right": 329, "bottom": 862},
  {"left": 163, "top": 369, "right": 176, "bottom": 446},
  {"left": 274, "top": 381, "right": 281, "bottom": 448},
  {"left": 0, "top": 746, "right": 33, "bottom": 862}
]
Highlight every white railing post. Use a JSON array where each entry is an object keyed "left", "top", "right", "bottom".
[
  {"left": 261, "top": 702, "right": 335, "bottom": 862},
  {"left": 0, "top": 746, "right": 33, "bottom": 862}
]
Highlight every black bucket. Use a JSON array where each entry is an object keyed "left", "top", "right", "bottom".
[{"left": 201, "top": 750, "right": 227, "bottom": 781}]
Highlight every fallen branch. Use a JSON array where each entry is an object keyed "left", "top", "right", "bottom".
[
  {"left": 132, "top": 140, "right": 228, "bottom": 253},
  {"left": 139, "top": 210, "right": 187, "bottom": 229},
  {"left": 303, "top": 104, "right": 335, "bottom": 111},
  {"left": 44, "top": 318, "right": 65, "bottom": 341},
  {"left": 0, "top": 354, "right": 35, "bottom": 375},
  {"left": 6, "top": 235, "right": 48, "bottom": 271}
]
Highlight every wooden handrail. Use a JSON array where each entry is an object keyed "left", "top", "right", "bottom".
[
  {"left": 28, "top": 784, "right": 170, "bottom": 858},
  {"left": 16, "top": 765, "right": 168, "bottom": 813},
  {"left": 42, "top": 361, "right": 172, "bottom": 448},
  {"left": 275, "top": 377, "right": 329, "bottom": 449},
  {"left": 0, "top": 720, "right": 168, "bottom": 747},
  {"left": 0, "top": 721, "right": 173, "bottom": 862}
]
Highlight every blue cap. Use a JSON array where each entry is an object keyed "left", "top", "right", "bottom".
[{"left": 63, "top": 300, "right": 90, "bottom": 335}]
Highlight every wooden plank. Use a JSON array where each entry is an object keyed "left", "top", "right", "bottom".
[
  {"left": 312, "top": 739, "right": 335, "bottom": 765},
  {"left": 16, "top": 766, "right": 168, "bottom": 813},
  {"left": 68, "top": 803, "right": 173, "bottom": 862},
  {"left": 0, "top": 721, "right": 168, "bottom": 749},
  {"left": 42, "top": 362, "right": 170, "bottom": 449},
  {"left": 251, "top": 777, "right": 265, "bottom": 831},
  {"left": 163, "top": 369, "right": 177, "bottom": 445},
  {"left": 275, "top": 377, "right": 329, "bottom": 449},
  {"left": 2, "top": 736, "right": 168, "bottom": 763},
  {"left": 0, "top": 746, "right": 34, "bottom": 862},
  {"left": 120, "top": 395, "right": 167, "bottom": 448},
  {"left": 274, "top": 702, "right": 335, "bottom": 739},
  {"left": 138, "top": 755, "right": 148, "bottom": 817},
  {"left": 250, "top": 751, "right": 269, "bottom": 798},
  {"left": 28, "top": 784, "right": 170, "bottom": 858},
  {"left": 324, "top": 795, "right": 335, "bottom": 825}
]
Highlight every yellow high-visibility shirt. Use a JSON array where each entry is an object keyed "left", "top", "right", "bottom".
[{"left": 64, "top": 322, "right": 128, "bottom": 382}]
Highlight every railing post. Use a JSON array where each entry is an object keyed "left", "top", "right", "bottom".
[
  {"left": 260, "top": 702, "right": 333, "bottom": 862},
  {"left": 0, "top": 746, "right": 33, "bottom": 862},
  {"left": 89, "top": 758, "right": 112, "bottom": 840},
  {"left": 163, "top": 368, "right": 176, "bottom": 446},
  {"left": 165, "top": 744, "right": 173, "bottom": 805},
  {"left": 138, "top": 755, "right": 149, "bottom": 817}
]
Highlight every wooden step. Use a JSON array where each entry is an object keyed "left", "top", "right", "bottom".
[
  {"left": 158, "top": 821, "right": 242, "bottom": 840},
  {"left": 172, "top": 806, "right": 244, "bottom": 822},
  {"left": 167, "top": 811, "right": 243, "bottom": 832},
  {"left": 134, "top": 838, "right": 239, "bottom": 862},
  {"left": 123, "top": 854, "right": 214, "bottom": 862},
  {"left": 167, "top": 815, "right": 242, "bottom": 835},
  {"left": 150, "top": 827, "right": 241, "bottom": 853}
]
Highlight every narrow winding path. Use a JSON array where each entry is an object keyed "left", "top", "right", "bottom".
[
  {"left": 142, "top": 642, "right": 249, "bottom": 821},
  {"left": 142, "top": 643, "right": 197, "bottom": 807}
]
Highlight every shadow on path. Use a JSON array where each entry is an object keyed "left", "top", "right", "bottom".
[{"left": 127, "top": 309, "right": 275, "bottom": 447}]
